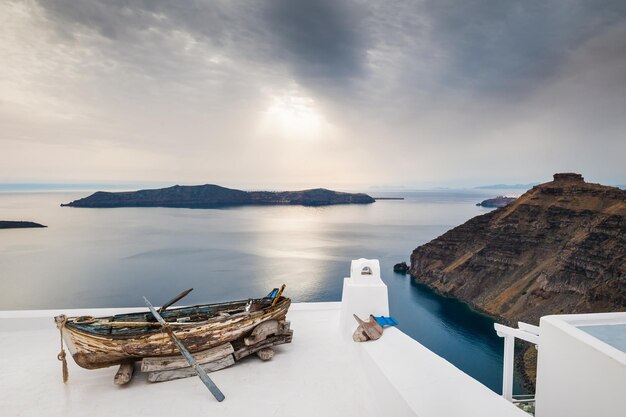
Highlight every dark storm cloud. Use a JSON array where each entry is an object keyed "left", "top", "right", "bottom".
[
  {"left": 39, "top": 0, "right": 368, "bottom": 91},
  {"left": 38, "top": 1, "right": 263, "bottom": 66},
  {"left": 413, "top": 0, "right": 626, "bottom": 95},
  {"left": 41, "top": 0, "right": 232, "bottom": 42},
  {"left": 35, "top": 0, "right": 626, "bottom": 99},
  {"left": 263, "top": 0, "right": 367, "bottom": 88},
  {"left": 2, "top": 0, "right": 626, "bottom": 185}
]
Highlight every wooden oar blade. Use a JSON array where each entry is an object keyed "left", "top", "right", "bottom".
[{"left": 158, "top": 288, "right": 193, "bottom": 314}]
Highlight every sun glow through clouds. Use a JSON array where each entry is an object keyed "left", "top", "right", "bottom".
[{"left": 261, "top": 92, "right": 329, "bottom": 140}]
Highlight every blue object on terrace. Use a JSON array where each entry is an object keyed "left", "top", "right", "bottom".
[
  {"left": 265, "top": 288, "right": 279, "bottom": 299},
  {"left": 374, "top": 316, "right": 399, "bottom": 327}
]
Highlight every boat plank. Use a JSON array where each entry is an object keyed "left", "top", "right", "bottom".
[
  {"left": 233, "top": 332, "right": 292, "bottom": 361},
  {"left": 244, "top": 320, "right": 279, "bottom": 346},
  {"left": 147, "top": 355, "right": 235, "bottom": 383},
  {"left": 243, "top": 319, "right": 291, "bottom": 346},
  {"left": 141, "top": 343, "right": 234, "bottom": 372}
]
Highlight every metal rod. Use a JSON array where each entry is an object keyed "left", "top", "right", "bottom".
[{"left": 144, "top": 296, "right": 225, "bottom": 402}]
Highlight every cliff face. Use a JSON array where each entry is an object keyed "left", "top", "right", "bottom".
[
  {"left": 62, "top": 184, "right": 375, "bottom": 208},
  {"left": 476, "top": 196, "right": 517, "bottom": 208},
  {"left": 410, "top": 173, "right": 626, "bottom": 325}
]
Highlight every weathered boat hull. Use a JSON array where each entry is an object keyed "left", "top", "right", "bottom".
[{"left": 59, "top": 297, "right": 291, "bottom": 369}]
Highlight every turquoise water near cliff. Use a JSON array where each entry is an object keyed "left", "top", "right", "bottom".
[{"left": 0, "top": 189, "right": 527, "bottom": 394}]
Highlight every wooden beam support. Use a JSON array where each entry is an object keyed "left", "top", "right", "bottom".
[
  {"left": 256, "top": 348, "right": 275, "bottom": 361},
  {"left": 233, "top": 333, "right": 292, "bottom": 361},
  {"left": 113, "top": 360, "right": 135, "bottom": 385},
  {"left": 244, "top": 320, "right": 279, "bottom": 346},
  {"left": 141, "top": 343, "right": 234, "bottom": 372},
  {"left": 147, "top": 356, "right": 235, "bottom": 383}
]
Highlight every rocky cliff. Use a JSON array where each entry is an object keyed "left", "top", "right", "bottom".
[
  {"left": 410, "top": 173, "right": 626, "bottom": 386},
  {"left": 62, "top": 184, "right": 375, "bottom": 208},
  {"left": 411, "top": 173, "right": 625, "bottom": 322},
  {"left": 476, "top": 196, "right": 517, "bottom": 208}
]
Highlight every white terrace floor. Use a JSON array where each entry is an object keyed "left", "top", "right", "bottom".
[{"left": 0, "top": 302, "right": 527, "bottom": 417}]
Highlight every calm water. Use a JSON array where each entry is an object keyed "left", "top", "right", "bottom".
[{"left": 0, "top": 189, "right": 527, "bottom": 394}]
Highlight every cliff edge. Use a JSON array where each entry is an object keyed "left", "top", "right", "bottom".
[{"left": 410, "top": 173, "right": 626, "bottom": 324}]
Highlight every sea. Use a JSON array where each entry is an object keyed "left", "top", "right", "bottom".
[{"left": 0, "top": 188, "right": 528, "bottom": 394}]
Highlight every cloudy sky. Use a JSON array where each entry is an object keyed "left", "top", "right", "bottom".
[{"left": 1, "top": 0, "right": 625, "bottom": 189}]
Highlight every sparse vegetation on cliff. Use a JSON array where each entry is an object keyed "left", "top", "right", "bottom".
[{"left": 410, "top": 173, "right": 626, "bottom": 388}]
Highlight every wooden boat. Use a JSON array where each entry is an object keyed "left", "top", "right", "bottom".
[{"left": 54, "top": 293, "right": 291, "bottom": 370}]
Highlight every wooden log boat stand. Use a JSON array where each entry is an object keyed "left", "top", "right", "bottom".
[{"left": 54, "top": 285, "right": 293, "bottom": 394}]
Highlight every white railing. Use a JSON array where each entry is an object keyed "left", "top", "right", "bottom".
[{"left": 494, "top": 322, "right": 540, "bottom": 401}]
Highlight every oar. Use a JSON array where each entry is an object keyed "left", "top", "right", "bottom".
[
  {"left": 158, "top": 288, "right": 193, "bottom": 314},
  {"left": 144, "top": 296, "right": 225, "bottom": 402}
]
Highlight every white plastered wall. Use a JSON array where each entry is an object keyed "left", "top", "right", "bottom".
[
  {"left": 535, "top": 313, "right": 626, "bottom": 417},
  {"left": 339, "top": 258, "right": 389, "bottom": 336}
]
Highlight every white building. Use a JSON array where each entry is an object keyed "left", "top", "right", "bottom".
[{"left": 534, "top": 313, "right": 626, "bottom": 417}]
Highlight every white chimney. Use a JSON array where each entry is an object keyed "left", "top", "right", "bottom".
[{"left": 339, "top": 258, "right": 390, "bottom": 336}]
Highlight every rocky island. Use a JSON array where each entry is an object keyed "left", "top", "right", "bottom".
[
  {"left": 393, "top": 262, "right": 410, "bottom": 274},
  {"left": 0, "top": 221, "right": 46, "bottom": 229},
  {"left": 61, "top": 184, "right": 376, "bottom": 208},
  {"left": 476, "top": 196, "right": 517, "bottom": 208},
  {"left": 409, "top": 173, "right": 626, "bottom": 387}
]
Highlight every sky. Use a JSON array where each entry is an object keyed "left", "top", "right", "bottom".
[{"left": 1, "top": 0, "right": 626, "bottom": 189}]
